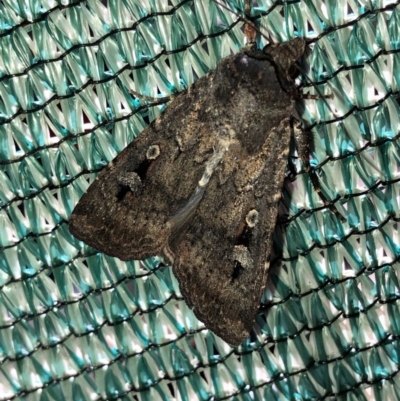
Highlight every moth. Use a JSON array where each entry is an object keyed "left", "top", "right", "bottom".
[{"left": 69, "top": 26, "right": 323, "bottom": 345}]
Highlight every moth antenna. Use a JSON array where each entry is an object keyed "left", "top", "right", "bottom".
[
  {"left": 297, "top": 71, "right": 380, "bottom": 222},
  {"left": 292, "top": 121, "right": 346, "bottom": 222},
  {"left": 291, "top": 55, "right": 347, "bottom": 222},
  {"left": 292, "top": 77, "right": 342, "bottom": 220}
]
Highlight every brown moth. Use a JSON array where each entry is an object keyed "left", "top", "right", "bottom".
[{"left": 69, "top": 36, "right": 307, "bottom": 346}]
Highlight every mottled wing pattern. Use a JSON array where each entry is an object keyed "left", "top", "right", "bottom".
[
  {"left": 171, "top": 118, "right": 292, "bottom": 345},
  {"left": 165, "top": 50, "right": 296, "bottom": 345},
  {"left": 69, "top": 73, "right": 221, "bottom": 260},
  {"left": 70, "top": 41, "right": 304, "bottom": 345}
]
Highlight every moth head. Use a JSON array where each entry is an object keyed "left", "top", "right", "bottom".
[{"left": 262, "top": 38, "right": 306, "bottom": 80}]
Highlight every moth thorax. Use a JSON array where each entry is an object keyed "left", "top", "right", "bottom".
[
  {"left": 246, "top": 209, "right": 259, "bottom": 227},
  {"left": 146, "top": 145, "right": 160, "bottom": 160}
]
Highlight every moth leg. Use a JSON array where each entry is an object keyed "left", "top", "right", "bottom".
[
  {"left": 301, "top": 92, "right": 334, "bottom": 101},
  {"left": 293, "top": 120, "right": 346, "bottom": 222},
  {"left": 130, "top": 90, "right": 174, "bottom": 103}
]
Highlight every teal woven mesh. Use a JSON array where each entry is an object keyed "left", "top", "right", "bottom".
[{"left": 0, "top": 0, "right": 400, "bottom": 400}]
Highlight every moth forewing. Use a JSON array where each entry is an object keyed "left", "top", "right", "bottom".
[{"left": 69, "top": 39, "right": 306, "bottom": 345}]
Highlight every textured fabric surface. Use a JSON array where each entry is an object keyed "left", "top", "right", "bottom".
[{"left": 0, "top": 0, "right": 400, "bottom": 400}]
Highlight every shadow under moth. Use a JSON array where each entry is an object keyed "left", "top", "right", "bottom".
[{"left": 69, "top": 22, "right": 332, "bottom": 345}]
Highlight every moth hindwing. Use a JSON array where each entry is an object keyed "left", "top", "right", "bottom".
[{"left": 69, "top": 39, "right": 306, "bottom": 346}]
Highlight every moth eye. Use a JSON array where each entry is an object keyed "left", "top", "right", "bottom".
[
  {"left": 146, "top": 145, "right": 160, "bottom": 160},
  {"left": 245, "top": 209, "right": 259, "bottom": 228}
]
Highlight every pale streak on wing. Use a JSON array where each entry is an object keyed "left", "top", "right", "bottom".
[{"left": 167, "top": 139, "right": 229, "bottom": 235}]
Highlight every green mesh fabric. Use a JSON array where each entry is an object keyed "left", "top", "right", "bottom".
[{"left": 1, "top": 0, "right": 400, "bottom": 400}]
